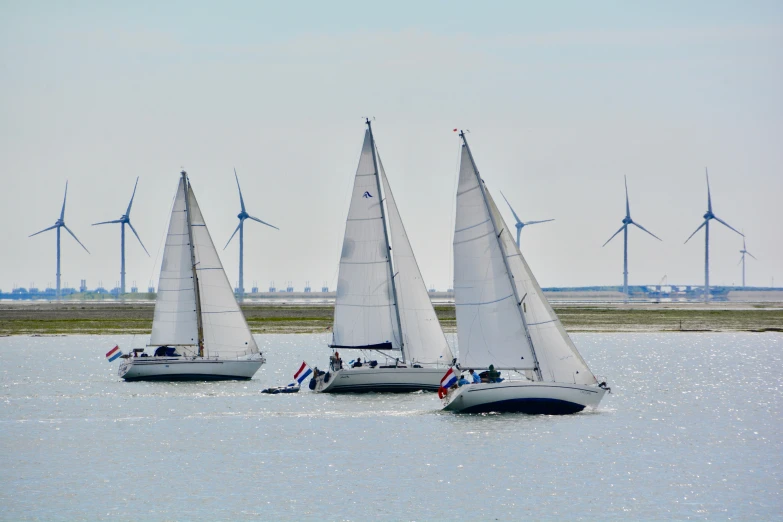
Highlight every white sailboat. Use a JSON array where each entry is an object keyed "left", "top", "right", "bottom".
[
  {"left": 118, "top": 171, "right": 265, "bottom": 381},
  {"left": 443, "top": 132, "right": 609, "bottom": 413},
  {"left": 312, "top": 120, "right": 454, "bottom": 393}
]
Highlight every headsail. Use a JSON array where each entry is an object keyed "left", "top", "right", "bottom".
[
  {"left": 332, "top": 129, "right": 400, "bottom": 350},
  {"left": 188, "top": 184, "right": 259, "bottom": 358},
  {"left": 489, "top": 192, "right": 597, "bottom": 384},
  {"left": 150, "top": 176, "right": 199, "bottom": 352},
  {"left": 378, "top": 156, "right": 453, "bottom": 365},
  {"left": 453, "top": 145, "right": 536, "bottom": 370}
]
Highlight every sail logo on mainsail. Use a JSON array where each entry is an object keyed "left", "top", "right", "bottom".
[{"left": 362, "top": 191, "right": 373, "bottom": 198}]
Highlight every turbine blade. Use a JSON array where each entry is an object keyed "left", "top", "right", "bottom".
[
  {"left": 631, "top": 221, "right": 662, "bottom": 241},
  {"left": 500, "top": 190, "right": 522, "bottom": 225},
  {"left": 92, "top": 219, "right": 123, "bottom": 226},
  {"left": 247, "top": 215, "right": 279, "bottom": 230},
  {"left": 224, "top": 222, "right": 241, "bottom": 250},
  {"left": 602, "top": 225, "right": 625, "bottom": 247},
  {"left": 523, "top": 219, "right": 555, "bottom": 226},
  {"left": 746, "top": 251, "right": 758, "bottom": 261},
  {"left": 60, "top": 181, "right": 68, "bottom": 220},
  {"left": 684, "top": 220, "right": 707, "bottom": 244},
  {"left": 624, "top": 175, "right": 630, "bottom": 218},
  {"left": 29, "top": 224, "right": 58, "bottom": 237},
  {"left": 126, "top": 177, "right": 139, "bottom": 216},
  {"left": 235, "top": 169, "right": 246, "bottom": 213},
  {"left": 63, "top": 225, "right": 89, "bottom": 253},
  {"left": 127, "top": 221, "right": 149, "bottom": 256},
  {"left": 737, "top": 255, "right": 743, "bottom": 266},
  {"left": 705, "top": 168, "right": 712, "bottom": 213},
  {"left": 713, "top": 215, "right": 743, "bottom": 237}
]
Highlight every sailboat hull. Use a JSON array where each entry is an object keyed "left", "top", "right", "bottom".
[
  {"left": 443, "top": 381, "right": 607, "bottom": 415},
  {"left": 313, "top": 366, "right": 448, "bottom": 393},
  {"left": 119, "top": 357, "right": 265, "bottom": 381}
]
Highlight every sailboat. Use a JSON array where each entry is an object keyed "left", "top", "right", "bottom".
[
  {"left": 311, "top": 120, "right": 454, "bottom": 393},
  {"left": 118, "top": 171, "right": 265, "bottom": 381},
  {"left": 443, "top": 132, "right": 609, "bottom": 413}
]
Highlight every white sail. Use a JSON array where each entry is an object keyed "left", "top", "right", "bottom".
[
  {"left": 188, "top": 186, "right": 259, "bottom": 359},
  {"left": 378, "top": 156, "right": 453, "bottom": 365},
  {"left": 453, "top": 145, "right": 536, "bottom": 370},
  {"left": 488, "top": 192, "right": 597, "bottom": 385},
  {"left": 150, "top": 177, "right": 199, "bottom": 352},
  {"left": 332, "top": 130, "right": 400, "bottom": 350}
]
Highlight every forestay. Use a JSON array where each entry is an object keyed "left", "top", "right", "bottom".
[
  {"left": 189, "top": 186, "right": 259, "bottom": 359},
  {"left": 378, "top": 157, "right": 453, "bottom": 365},
  {"left": 150, "top": 177, "right": 199, "bottom": 352},
  {"left": 453, "top": 145, "right": 536, "bottom": 370},
  {"left": 332, "top": 130, "right": 400, "bottom": 350}
]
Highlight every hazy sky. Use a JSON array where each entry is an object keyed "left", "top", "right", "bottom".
[{"left": 1, "top": 1, "right": 781, "bottom": 293}]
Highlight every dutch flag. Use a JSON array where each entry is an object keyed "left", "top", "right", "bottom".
[
  {"left": 105, "top": 345, "right": 122, "bottom": 362},
  {"left": 440, "top": 367, "right": 458, "bottom": 389},
  {"left": 293, "top": 361, "right": 312, "bottom": 385}
]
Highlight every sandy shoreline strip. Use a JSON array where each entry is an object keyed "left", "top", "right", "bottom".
[{"left": 0, "top": 301, "right": 781, "bottom": 335}]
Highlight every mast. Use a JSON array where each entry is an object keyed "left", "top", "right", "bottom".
[
  {"left": 459, "top": 132, "right": 542, "bottom": 381},
  {"left": 182, "top": 170, "right": 205, "bottom": 356},
  {"left": 367, "top": 118, "right": 406, "bottom": 363}
]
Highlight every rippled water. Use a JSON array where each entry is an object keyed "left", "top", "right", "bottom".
[{"left": 1, "top": 333, "right": 781, "bottom": 521}]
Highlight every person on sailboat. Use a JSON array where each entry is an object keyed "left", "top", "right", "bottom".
[
  {"left": 469, "top": 369, "right": 481, "bottom": 384},
  {"left": 352, "top": 357, "right": 363, "bottom": 368},
  {"left": 487, "top": 365, "right": 501, "bottom": 383},
  {"left": 330, "top": 352, "right": 342, "bottom": 371},
  {"left": 458, "top": 374, "right": 470, "bottom": 387}
]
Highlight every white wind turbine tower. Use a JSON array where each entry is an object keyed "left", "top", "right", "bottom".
[
  {"left": 29, "top": 181, "right": 90, "bottom": 299},
  {"left": 92, "top": 177, "right": 149, "bottom": 295},
  {"left": 738, "top": 236, "right": 757, "bottom": 288},
  {"left": 602, "top": 176, "right": 661, "bottom": 297},
  {"left": 224, "top": 169, "right": 278, "bottom": 301},
  {"left": 500, "top": 191, "right": 554, "bottom": 247},
  {"left": 685, "top": 169, "right": 743, "bottom": 302}
]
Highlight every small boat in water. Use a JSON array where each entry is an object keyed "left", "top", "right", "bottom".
[
  {"left": 312, "top": 120, "right": 454, "bottom": 393},
  {"left": 117, "top": 171, "right": 265, "bottom": 381},
  {"left": 443, "top": 132, "right": 609, "bottom": 414}
]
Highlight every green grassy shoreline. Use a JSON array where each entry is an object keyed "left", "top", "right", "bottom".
[{"left": 1, "top": 303, "right": 781, "bottom": 335}]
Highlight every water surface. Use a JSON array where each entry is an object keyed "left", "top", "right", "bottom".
[{"left": 1, "top": 333, "right": 780, "bottom": 520}]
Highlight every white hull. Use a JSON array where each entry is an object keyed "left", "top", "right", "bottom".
[
  {"left": 312, "top": 366, "right": 448, "bottom": 393},
  {"left": 119, "top": 356, "right": 265, "bottom": 381},
  {"left": 443, "top": 380, "right": 607, "bottom": 414}
]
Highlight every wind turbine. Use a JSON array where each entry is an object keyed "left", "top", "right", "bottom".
[
  {"left": 29, "top": 181, "right": 90, "bottom": 299},
  {"left": 92, "top": 177, "right": 149, "bottom": 296},
  {"left": 685, "top": 169, "right": 743, "bottom": 301},
  {"left": 224, "top": 169, "right": 278, "bottom": 301},
  {"left": 499, "top": 191, "right": 554, "bottom": 247},
  {"left": 738, "top": 236, "right": 757, "bottom": 288},
  {"left": 602, "top": 176, "right": 661, "bottom": 296}
]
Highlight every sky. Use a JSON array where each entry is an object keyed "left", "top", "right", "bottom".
[{"left": 1, "top": 0, "right": 781, "bottom": 293}]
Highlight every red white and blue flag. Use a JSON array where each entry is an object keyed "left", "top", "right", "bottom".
[
  {"left": 440, "top": 367, "right": 458, "bottom": 389},
  {"left": 293, "top": 361, "right": 312, "bottom": 384},
  {"left": 105, "top": 345, "right": 122, "bottom": 362}
]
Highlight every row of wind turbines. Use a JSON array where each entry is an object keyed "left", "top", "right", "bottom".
[
  {"left": 502, "top": 168, "right": 755, "bottom": 301},
  {"left": 31, "top": 168, "right": 756, "bottom": 302},
  {"left": 29, "top": 171, "right": 277, "bottom": 300}
]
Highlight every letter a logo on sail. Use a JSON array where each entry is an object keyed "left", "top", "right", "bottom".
[{"left": 362, "top": 191, "right": 372, "bottom": 198}]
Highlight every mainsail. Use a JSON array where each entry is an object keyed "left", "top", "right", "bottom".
[
  {"left": 332, "top": 130, "right": 400, "bottom": 350},
  {"left": 378, "top": 157, "right": 453, "bottom": 365},
  {"left": 150, "top": 173, "right": 258, "bottom": 359},
  {"left": 454, "top": 137, "right": 598, "bottom": 384},
  {"left": 150, "top": 176, "right": 199, "bottom": 351}
]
